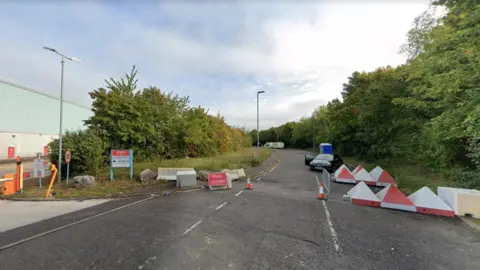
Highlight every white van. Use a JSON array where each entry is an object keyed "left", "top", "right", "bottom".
[{"left": 264, "top": 142, "right": 285, "bottom": 149}]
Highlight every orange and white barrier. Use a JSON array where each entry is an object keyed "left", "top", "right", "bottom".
[
  {"left": 376, "top": 184, "right": 416, "bottom": 212},
  {"left": 345, "top": 183, "right": 469, "bottom": 219},
  {"left": 347, "top": 181, "right": 380, "bottom": 207},
  {"left": 351, "top": 165, "right": 364, "bottom": 175},
  {"left": 369, "top": 166, "right": 397, "bottom": 187},
  {"left": 408, "top": 187, "right": 455, "bottom": 217},
  {"left": 333, "top": 165, "right": 355, "bottom": 184},
  {"left": 353, "top": 168, "right": 377, "bottom": 186}
]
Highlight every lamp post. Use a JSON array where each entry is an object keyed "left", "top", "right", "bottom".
[
  {"left": 256, "top": 90, "right": 265, "bottom": 148},
  {"left": 43, "top": 46, "right": 81, "bottom": 184}
]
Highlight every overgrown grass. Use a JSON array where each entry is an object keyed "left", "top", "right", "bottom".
[
  {"left": 99, "top": 147, "right": 271, "bottom": 181},
  {"left": 343, "top": 157, "right": 453, "bottom": 195},
  {"left": 12, "top": 147, "right": 272, "bottom": 199}
]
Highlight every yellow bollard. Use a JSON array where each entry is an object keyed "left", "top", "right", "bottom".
[
  {"left": 45, "top": 165, "right": 58, "bottom": 199},
  {"left": 19, "top": 164, "right": 24, "bottom": 193}
]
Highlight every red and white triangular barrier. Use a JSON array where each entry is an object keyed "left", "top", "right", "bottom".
[
  {"left": 376, "top": 184, "right": 416, "bottom": 212},
  {"left": 369, "top": 166, "right": 397, "bottom": 187},
  {"left": 348, "top": 181, "right": 381, "bottom": 207},
  {"left": 354, "top": 168, "right": 377, "bottom": 186},
  {"left": 408, "top": 187, "right": 455, "bottom": 217},
  {"left": 351, "top": 165, "right": 364, "bottom": 175},
  {"left": 334, "top": 165, "right": 356, "bottom": 184},
  {"left": 334, "top": 164, "right": 350, "bottom": 177},
  {"left": 369, "top": 166, "right": 383, "bottom": 181}
]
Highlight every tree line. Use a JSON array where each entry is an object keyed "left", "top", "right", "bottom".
[
  {"left": 49, "top": 66, "right": 252, "bottom": 176},
  {"left": 250, "top": 0, "right": 479, "bottom": 189}
]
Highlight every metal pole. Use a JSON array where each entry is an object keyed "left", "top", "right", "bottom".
[
  {"left": 58, "top": 56, "right": 65, "bottom": 184},
  {"left": 256, "top": 92, "right": 260, "bottom": 148}
]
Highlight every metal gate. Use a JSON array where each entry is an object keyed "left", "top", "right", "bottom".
[{"left": 322, "top": 169, "right": 331, "bottom": 194}]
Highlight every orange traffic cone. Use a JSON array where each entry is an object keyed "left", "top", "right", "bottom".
[
  {"left": 317, "top": 182, "right": 326, "bottom": 200},
  {"left": 246, "top": 178, "right": 254, "bottom": 190}
]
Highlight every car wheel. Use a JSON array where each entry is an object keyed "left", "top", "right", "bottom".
[{"left": 309, "top": 166, "right": 314, "bottom": 171}]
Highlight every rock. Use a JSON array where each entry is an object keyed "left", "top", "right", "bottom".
[
  {"left": 139, "top": 169, "right": 158, "bottom": 183},
  {"left": 72, "top": 175, "right": 96, "bottom": 188},
  {"left": 197, "top": 170, "right": 210, "bottom": 181}
]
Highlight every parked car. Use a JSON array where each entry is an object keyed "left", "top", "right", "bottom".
[
  {"left": 304, "top": 152, "right": 316, "bottom": 165},
  {"left": 308, "top": 153, "right": 344, "bottom": 173}
]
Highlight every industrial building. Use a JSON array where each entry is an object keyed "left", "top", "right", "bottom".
[{"left": 0, "top": 79, "right": 92, "bottom": 159}]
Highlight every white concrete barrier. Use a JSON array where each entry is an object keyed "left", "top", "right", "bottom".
[
  {"left": 157, "top": 167, "right": 194, "bottom": 181},
  {"left": 437, "top": 187, "right": 480, "bottom": 218},
  {"left": 221, "top": 168, "right": 246, "bottom": 181},
  {"left": 177, "top": 170, "right": 197, "bottom": 188}
]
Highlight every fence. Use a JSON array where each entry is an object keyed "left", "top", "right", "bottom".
[{"left": 322, "top": 169, "right": 331, "bottom": 195}]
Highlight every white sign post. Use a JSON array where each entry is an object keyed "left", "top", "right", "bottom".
[
  {"left": 33, "top": 158, "right": 46, "bottom": 188},
  {"left": 109, "top": 149, "right": 133, "bottom": 181}
]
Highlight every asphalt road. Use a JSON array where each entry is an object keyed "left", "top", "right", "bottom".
[{"left": 0, "top": 149, "right": 479, "bottom": 269}]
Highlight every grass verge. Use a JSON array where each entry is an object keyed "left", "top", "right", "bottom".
[
  {"left": 343, "top": 157, "right": 452, "bottom": 195},
  {"left": 473, "top": 218, "right": 480, "bottom": 226},
  {"left": 101, "top": 147, "right": 272, "bottom": 181},
  {"left": 12, "top": 180, "right": 169, "bottom": 199},
  {"left": 9, "top": 147, "right": 272, "bottom": 199}
]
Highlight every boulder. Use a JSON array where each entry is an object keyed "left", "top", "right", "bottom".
[
  {"left": 197, "top": 170, "right": 210, "bottom": 181},
  {"left": 139, "top": 169, "right": 158, "bottom": 183},
  {"left": 72, "top": 175, "right": 96, "bottom": 188}
]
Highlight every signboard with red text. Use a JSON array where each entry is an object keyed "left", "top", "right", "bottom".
[
  {"left": 110, "top": 149, "right": 133, "bottom": 181},
  {"left": 208, "top": 172, "right": 228, "bottom": 190}
]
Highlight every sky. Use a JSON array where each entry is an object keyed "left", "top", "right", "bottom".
[{"left": 0, "top": 0, "right": 431, "bottom": 130}]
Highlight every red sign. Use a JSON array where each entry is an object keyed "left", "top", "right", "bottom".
[
  {"left": 208, "top": 172, "right": 228, "bottom": 187},
  {"left": 112, "top": 150, "right": 130, "bottom": 157},
  {"left": 65, "top": 150, "right": 72, "bottom": 163}
]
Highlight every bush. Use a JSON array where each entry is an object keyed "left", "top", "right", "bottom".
[
  {"left": 49, "top": 66, "right": 252, "bottom": 180},
  {"left": 49, "top": 129, "right": 107, "bottom": 177}
]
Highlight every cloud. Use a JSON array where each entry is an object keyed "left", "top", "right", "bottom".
[{"left": 0, "top": 0, "right": 431, "bottom": 129}]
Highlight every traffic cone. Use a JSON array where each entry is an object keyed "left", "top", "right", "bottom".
[
  {"left": 246, "top": 178, "right": 254, "bottom": 190},
  {"left": 317, "top": 182, "right": 326, "bottom": 200}
]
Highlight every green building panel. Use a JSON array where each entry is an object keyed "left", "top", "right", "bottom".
[{"left": 0, "top": 79, "right": 92, "bottom": 134}]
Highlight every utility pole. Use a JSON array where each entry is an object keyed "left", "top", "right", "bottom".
[{"left": 256, "top": 91, "right": 265, "bottom": 148}]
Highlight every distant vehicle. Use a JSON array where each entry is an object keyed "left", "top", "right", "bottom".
[
  {"left": 264, "top": 142, "right": 285, "bottom": 149},
  {"left": 307, "top": 153, "right": 344, "bottom": 173}
]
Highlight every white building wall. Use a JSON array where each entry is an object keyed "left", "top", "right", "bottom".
[
  {"left": 0, "top": 79, "right": 92, "bottom": 159},
  {"left": 0, "top": 132, "right": 58, "bottom": 159}
]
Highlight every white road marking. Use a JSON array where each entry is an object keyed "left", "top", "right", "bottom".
[
  {"left": 137, "top": 256, "right": 157, "bottom": 269},
  {"left": 0, "top": 195, "right": 159, "bottom": 252},
  {"left": 322, "top": 200, "right": 341, "bottom": 252},
  {"left": 257, "top": 177, "right": 262, "bottom": 182},
  {"left": 215, "top": 202, "right": 227, "bottom": 210},
  {"left": 235, "top": 190, "right": 243, "bottom": 196},
  {"left": 315, "top": 175, "right": 320, "bottom": 187},
  {"left": 183, "top": 220, "right": 202, "bottom": 236},
  {"left": 315, "top": 174, "right": 340, "bottom": 252}
]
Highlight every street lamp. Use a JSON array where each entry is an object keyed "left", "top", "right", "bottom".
[
  {"left": 256, "top": 90, "right": 265, "bottom": 148},
  {"left": 43, "top": 46, "right": 81, "bottom": 184}
]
